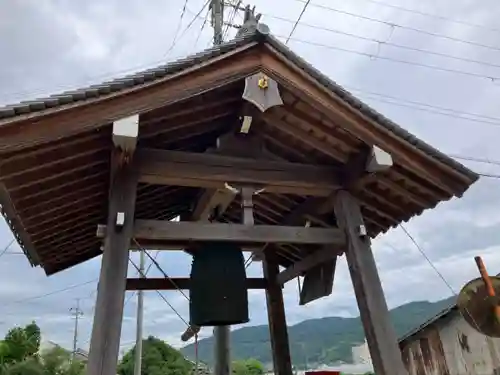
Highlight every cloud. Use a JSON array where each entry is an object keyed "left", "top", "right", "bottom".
[{"left": 1, "top": 0, "right": 500, "bottom": 363}]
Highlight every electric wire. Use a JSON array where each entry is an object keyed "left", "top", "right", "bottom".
[
  {"left": 193, "top": 6, "right": 211, "bottom": 48},
  {"left": 137, "top": 244, "right": 190, "bottom": 302},
  {"left": 128, "top": 257, "right": 190, "bottom": 328},
  {"left": 340, "top": 0, "right": 500, "bottom": 34},
  {"left": 0, "top": 238, "right": 15, "bottom": 259},
  {"left": 222, "top": 1, "right": 241, "bottom": 40},
  {"left": 285, "top": 0, "right": 311, "bottom": 44},
  {"left": 3, "top": 2, "right": 500, "bottom": 103},
  {"left": 291, "top": 0, "right": 500, "bottom": 53},
  {"left": 0, "top": 0, "right": 212, "bottom": 103},
  {"left": 124, "top": 250, "right": 162, "bottom": 307},
  {"left": 400, "top": 224, "right": 457, "bottom": 294},
  {"left": 2, "top": 279, "right": 98, "bottom": 307},
  {"left": 167, "top": 0, "right": 191, "bottom": 54},
  {"left": 477, "top": 172, "right": 500, "bottom": 179},
  {"left": 450, "top": 155, "right": 500, "bottom": 167},
  {"left": 164, "top": 0, "right": 212, "bottom": 57},
  {"left": 277, "top": 35, "right": 500, "bottom": 81},
  {"left": 265, "top": 13, "right": 500, "bottom": 70},
  {"left": 345, "top": 87, "right": 500, "bottom": 127},
  {"left": 399, "top": 224, "right": 484, "bottom": 332}
]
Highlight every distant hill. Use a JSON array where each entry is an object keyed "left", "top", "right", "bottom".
[{"left": 181, "top": 296, "right": 455, "bottom": 366}]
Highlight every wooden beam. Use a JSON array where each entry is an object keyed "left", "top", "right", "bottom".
[
  {"left": 100, "top": 220, "right": 345, "bottom": 245},
  {"left": 276, "top": 245, "right": 342, "bottom": 285},
  {"left": 333, "top": 190, "right": 406, "bottom": 375},
  {"left": 263, "top": 250, "right": 293, "bottom": 375},
  {"left": 261, "top": 48, "right": 469, "bottom": 195},
  {"left": 275, "top": 146, "right": 394, "bottom": 294},
  {"left": 251, "top": 196, "right": 329, "bottom": 263},
  {"left": 136, "top": 148, "right": 340, "bottom": 196},
  {"left": 191, "top": 188, "right": 235, "bottom": 221},
  {"left": 97, "top": 227, "right": 263, "bottom": 251},
  {"left": 86, "top": 144, "right": 139, "bottom": 375},
  {"left": 126, "top": 277, "right": 267, "bottom": 290}
]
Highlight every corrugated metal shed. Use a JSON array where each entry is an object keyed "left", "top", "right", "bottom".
[{"left": 399, "top": 293, "right": 500, "bottom": 375}]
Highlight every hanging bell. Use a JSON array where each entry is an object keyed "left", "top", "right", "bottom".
[{"left": 189, "top": 242, "right": 249, "bottom": 326}]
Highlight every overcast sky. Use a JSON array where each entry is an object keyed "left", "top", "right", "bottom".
[{"left": 1, "top": 0, "right": 500, "bottom": 359}]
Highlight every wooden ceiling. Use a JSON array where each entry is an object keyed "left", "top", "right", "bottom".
[{"left": 0, "top": 38, "right": 478, "bottom": 275}]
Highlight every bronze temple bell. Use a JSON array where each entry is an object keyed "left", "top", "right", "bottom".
[
  {"left": 189, "top": 242, "right": 249, "bottom": 326},
  {"left": 188, "top": 71, "right": 284, "bottom": 327}
]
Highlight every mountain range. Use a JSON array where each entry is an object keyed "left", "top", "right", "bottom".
[{"left": 181, "top": 296, "right": 455, "bottom": 366}]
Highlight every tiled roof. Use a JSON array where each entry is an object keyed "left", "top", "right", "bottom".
[
  {"left": 0, "top": 32, "right": 263, "bottom": 120},
  {"left": 0, "top": 26, "right": 477, "bottom": 182}
]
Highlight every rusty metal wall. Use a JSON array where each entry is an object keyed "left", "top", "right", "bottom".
[{"left": 400, "top": 312, "right": 500, "bottom": 375}]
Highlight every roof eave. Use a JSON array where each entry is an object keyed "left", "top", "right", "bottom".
[{"left": 259, "top": 33, "right": 478, "bottom": 188}]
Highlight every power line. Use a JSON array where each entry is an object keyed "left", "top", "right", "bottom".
[
  {"left": 278, "top": 35, "right": 500, "bottom": 81},
  {"left": 0, "top": 0, "right": 212, "bottom": 104},
  {"left": 358, "top": 93, "right": 500, "bottom": 127},
  {"left": 451, "top": 155, "right": 500, "bottom": 167},
  {"left": 2, "top": 279, "right": 97, "bottom": 307},
  {"left": 124, "top": 250, "right": 162, "bottom": 307},
  {"left": 286, "top": 0, "right": 312, "bottom": 44},
  {"left": 167, "top": 0, "right": 192, "bottom": 54},
  {"left": 399, "top": 224, "right": 484, "bottom": 333},
  {"left": 346, "top": 0, "right": 500, "bottom": 34},
  {"left": 477, "top": 172, "right": 500, "bottom": 179},
  {"left": 165, "top": 0, "right": 212, "bottom": 57},
  {"left": 0, "top": 239, "right": 15, "bottom": 259},
  {"left": 194, "top": 6, "right": 212, "bottom": 47},
  {"left": 291, "top": 0, "right": 500, "bottom": 53},
  {"left": 128, "top": 256, "right": 190, "bottom": 328},
  {"left": 400, "top": 224, "right": 457, "bottom": 294},
  {"left": 264, "top": 13, "right": 500, "bottom": 70},
  {"left": 222, "top": 1, "right": 241, "bottom": 40},
  {"left": 345, "top": 86, "right": 500, "bottom": 126},
  {"left": 134, "top": 239, "right": 190, "bottom": 302}
]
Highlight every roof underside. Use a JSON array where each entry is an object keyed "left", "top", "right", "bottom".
[{"left": 0, "top": 31, "right": 478, "bottom": 275}]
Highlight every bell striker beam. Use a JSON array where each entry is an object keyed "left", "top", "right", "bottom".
[
  {"left": 86, "top": 115, "right": 139, "bottom": 375},
  {"left": 333, "top": 147, "right": 407, "bottom": 375}
]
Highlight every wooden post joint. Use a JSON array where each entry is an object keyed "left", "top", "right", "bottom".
[
  {"left": 112, "top": 114, "right": 139, "bottom": 165},
  {"left": 342, "top": 144, "right": 393, "bottom": 189}
]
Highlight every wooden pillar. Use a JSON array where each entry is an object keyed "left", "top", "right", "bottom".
[
  {"left": 333, "top": 190, "right": 407, "bottom": 375},
  {"left": 86, "top": 152, "right": 139, "bottom": 375},
  {"left": 263, "top": 250, "right": 293, "bottom": 375}
]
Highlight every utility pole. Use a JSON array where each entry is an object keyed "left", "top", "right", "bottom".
[
  {"left": 210, "top": 1, "right": 229, "bottom": 374},
  {"left": 211, "top": 0, "right": 224, "bottom": 45},
  {"left": 134, "top": 250, "right": 145, "bottom": 375},
  {"left": 70, "top": 299, "right": 83, "bottom": 361},
  {"left": 208, "top": 5, "right": 262, "bottom": 375}
]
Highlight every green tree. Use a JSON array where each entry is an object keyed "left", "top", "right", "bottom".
[
  {"left": 118, "top": 336, "right": 193, "bottom": 375},
  {"left": 1, "top": 322, "right": 41, "bottom": 365},
  {"left": 3, "top": 358, "right": 43, "bottom": 375},
  {"left": 232, "top": 359, "right": 264, "bottom": 375},
  {"left": 40, "top": 346, "right": 85, "bottom": 375}
]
